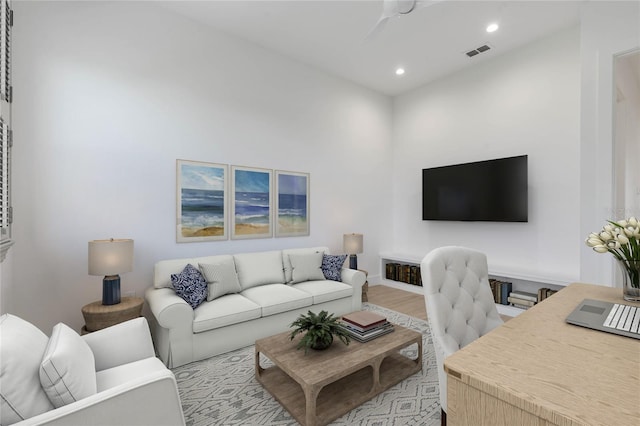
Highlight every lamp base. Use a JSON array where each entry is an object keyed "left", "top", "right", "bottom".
[
  {"left": 102, "top": 275, "right": 121, "bottom": 305},
  {"left": 349, "top": 254, "right": 358, "bottom": 270}
]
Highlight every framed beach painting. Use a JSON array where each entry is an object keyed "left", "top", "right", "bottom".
[
  {"left": 275, "top": 170, "right": 310, "bottom": 237},
  {"left": 176, "top": 160, "right": 228, "bottom": 242},
  {"left": 231, "top": 165, "right": 273, "bottom": 239}
]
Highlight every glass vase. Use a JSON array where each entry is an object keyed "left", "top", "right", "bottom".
[{"left": 617, "top": 259, "right": 640, "bottom": 302}]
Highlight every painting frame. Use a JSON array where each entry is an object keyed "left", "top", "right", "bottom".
[
  {"left": 231, "top": 165, "right": 273, "bottom": 240},
  {"left": 176, "top": 160, "right": 228, "bottom": 243},
  {"left": 275, "top": 170, "right": 310, "bottom": 238}
]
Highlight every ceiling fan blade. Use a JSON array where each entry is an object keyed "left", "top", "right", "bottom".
[
  {"left": 414, "top": 0, "right": 445, "bottom": 12},
  {"left": 365, "top": 15, "right": 390, "bottom": 41}
]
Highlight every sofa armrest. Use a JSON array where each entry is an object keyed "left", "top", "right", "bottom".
[
  {"left": 13, "top": 370, "right": 185, "bottom": 426},
  {"left": 341, "top": 269, "right": 365, "bottom": 311},
  {"left": 145, "top": 287, "right": 193, "bottom": 329},
  {"left": 340, "top": 268, "right": 365, "bottom": 290},
  {"left": 81, "top": 317, "right": 155, "bottom": 372}
]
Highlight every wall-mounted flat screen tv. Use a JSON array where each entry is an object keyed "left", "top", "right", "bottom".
[{"left": 422, "top": 155, "right": 528, "bottom": 222}]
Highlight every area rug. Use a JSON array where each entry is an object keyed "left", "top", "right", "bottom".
[{"left": 173, "top": 303, "right": 441, "bottom": 425}]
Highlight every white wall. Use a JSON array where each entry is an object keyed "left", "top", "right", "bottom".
[
  {"left": 10, "top": 1, "right": 393, "bottom": 332},
  {"left": 391, "top": 27, "right": 581, "bottom": 282},
  {"left": 579, "top": 1, "right": 640, "bottom": 286}
]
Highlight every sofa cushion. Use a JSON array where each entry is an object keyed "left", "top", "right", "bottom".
[
  {"left": 171, "top": 264, "right": 208, "bottom": 309},
  {"left": 96, "top": 357, "right": 167, "bottom": 391},
  {"left": 199, "top": 257, "right": 242, "bottom": 301},
  {"left": 241, "top": 284, "right": 313, "bottom": 316},
  {"left": 0, "top": 314, "right": 55, "bottom": 425},
  {"left": 321, "top": 254, "right": 347, "bottom": 281},
  {"left": 289, "top": 252, "right": 325, "bottom": 284},
  {"left": 282, "top": 247, "right": 328, "bottom": 283},
  {"left": 39, "top": 323, "right": 97, "bottom": 408},
  {"left": 193, "top": 294, "right": 262, "bottom": 333},
  {"left": 292, "top": 280, "right": 354, "bottom": 304},
  {"left": 234, "top": 250, "right": 285, "bottom": 290}
]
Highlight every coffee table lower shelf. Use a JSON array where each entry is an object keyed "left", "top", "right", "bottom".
[{"left": 255, "top": 325, "right": 422, "bottom": 426}]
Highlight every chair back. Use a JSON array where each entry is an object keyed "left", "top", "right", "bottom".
[{"left": 421, "top": 246, "right": 503, "bottom": 413}]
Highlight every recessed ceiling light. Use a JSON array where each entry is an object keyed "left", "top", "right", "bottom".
[
  {"left": 395, "top": 68, "right": 405, "bottom": 76},
  {"left": 486, "top": 23, "right": 499, "bottom": 33}
]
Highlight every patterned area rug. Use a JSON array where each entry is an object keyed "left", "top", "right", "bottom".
[{"left": 173, "top": 303, "right": 441, "bottom": 425}]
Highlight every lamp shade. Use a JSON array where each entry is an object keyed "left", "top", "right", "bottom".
[
  {"left": 88, "top": 239, "right": 134, "bottom": 276},
  {"left": 343, "top": 233, "right": 363, "bottom": 255}
]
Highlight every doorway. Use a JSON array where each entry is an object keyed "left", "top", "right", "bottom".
[{"left": 613, "top": 50, "right": 640, "bottom": 221}]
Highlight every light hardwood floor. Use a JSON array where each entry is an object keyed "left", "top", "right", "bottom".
[
  {"left": 367, "top": 284, "right": 427, "bottom": 320},
  {"left": 368, "top": 284, "right": 512, "bottom": 322}
]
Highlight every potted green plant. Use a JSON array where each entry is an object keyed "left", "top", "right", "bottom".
[{"left": 289, "top": 310, "right": 351, "bottom": 353}]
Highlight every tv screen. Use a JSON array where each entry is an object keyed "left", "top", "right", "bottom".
[{"left": 422, "top": 155, "right": 528, "bottom": 222}]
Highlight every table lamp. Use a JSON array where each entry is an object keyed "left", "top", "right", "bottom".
[
  {"left": 88, "top": 238, "right": 134, "bottom": 305},
  {"left": 343, "top": 233, "right": 363, "bottom": 270}
]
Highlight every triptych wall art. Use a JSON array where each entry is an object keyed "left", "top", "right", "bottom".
[{"left": 176, "top": 160, "right": 309, "bottom": 243}]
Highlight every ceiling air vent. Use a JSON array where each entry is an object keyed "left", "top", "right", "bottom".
[{"left": 465, "top": 44, "right": 492, "bottom": 58}]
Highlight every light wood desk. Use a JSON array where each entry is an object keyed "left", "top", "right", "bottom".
[{"left": 444, "top": 282, "right": 640, "bottom": 426}]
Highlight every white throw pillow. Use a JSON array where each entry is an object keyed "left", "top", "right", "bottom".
[
  {"left": 199, "top": 259, "right": 242, "bottom": 301},
  {"left": 234, "top": 250, "right": 285, "bottom": 290},
  {"left": 0, "top": 314, "right": 55, "bottom": 425},
  {"left": 40, "top": 323, "right": 97, "bottom": 408},
  {"left": 289, "top": 252, "right": 325, "bottom": 284},
  {"left": 282, "top": 247, "right": 328, "bottom": 283}
]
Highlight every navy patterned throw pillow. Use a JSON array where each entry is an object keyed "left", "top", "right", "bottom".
[
  {"left": 171, "top": 264, "right": 208, "bottom": 309},
  {"left": 321, "top": 254, "right": 347, "bottom": 281}
]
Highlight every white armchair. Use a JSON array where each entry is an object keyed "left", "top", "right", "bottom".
[
  {"left": 0, "top": 314, "right": 185, "bottom": 426},
  {"left": 421, "top": 246, "right": 503, "bottom": 424}
]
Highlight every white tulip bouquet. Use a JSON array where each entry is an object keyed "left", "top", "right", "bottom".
[{"left": 585, "top": 217, "right": 640, "bottom": 299}]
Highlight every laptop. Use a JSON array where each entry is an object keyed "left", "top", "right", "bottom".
[{"left": 565, "top": 298, "right": 640, "bottom": 340}]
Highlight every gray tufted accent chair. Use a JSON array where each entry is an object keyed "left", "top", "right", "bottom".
[{"left": 421, "top": 246, "right": 503, "bottom": 418}]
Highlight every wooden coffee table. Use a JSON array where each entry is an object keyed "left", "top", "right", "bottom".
[{"left": 255, "top": 323, "right": 422, "bottom": 426}]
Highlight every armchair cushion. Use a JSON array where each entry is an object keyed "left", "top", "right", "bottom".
[
  {"left": 0, "top": 314, "right": 54, "bottom": 425},
  {"left": 39, "top": 323, "right": 97, "bottom": 408},
  {"left": 82, "top": 317, "right": 155, "bottom": 371}
]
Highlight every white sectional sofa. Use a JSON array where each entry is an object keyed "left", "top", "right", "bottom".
[{"left": 145, "top": 247, "right": 365, "bottom": 368}]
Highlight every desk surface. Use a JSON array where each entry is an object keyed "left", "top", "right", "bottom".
[{"left": 444, "top": 282, "right": 640, "bottom": 426}]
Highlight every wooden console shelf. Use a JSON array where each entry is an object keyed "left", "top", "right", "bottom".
[{"left": 379, "top": 252, "right": 573, "bottom": 317}]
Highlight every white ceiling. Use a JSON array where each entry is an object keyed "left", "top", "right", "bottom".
[{"left": 161, "top": 0, "right": 586, "bottom": 96}]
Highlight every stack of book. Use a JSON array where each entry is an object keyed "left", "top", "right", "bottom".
[
  {"left": 339, "top": 311, "right": 394, "bottom": 343},
  {"left": 385, "top": 263, "right": 422, "bottom": 286},
  {"left": 488, "top": 279, "right": 512, "bottom": 305},
  {"left": 537, "top": 287, "right": 558, "bottom": 302},
  {"left": 507, "top": 290, "right": 538, "bottom": 309}
]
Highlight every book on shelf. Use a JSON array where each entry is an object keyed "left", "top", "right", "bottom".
[
  {"left": 510, "top": 302, "right": 532, "bottom": 310},
  {"left": 500, "top": 281, "right": 512, "bottom": 305},
  {"left": 342, "top": 311, "right": 387, "bottom": 329},
  {"left": 507, "top": 296, "right": 536, "bottom": 307},
  {"left": 537, "top": 287, "right": 558, "bottom": 302},
  {"left": 488, "top": 279, "right": 513, "bottom": 305},
  {"left": 509, "top": 291, "right": 537, "bottom": 302},
  {"left": 385, "top": 262, "right": 422, "bottom": 286},
  {"left": 385, "top": 263, "right": 395, "bottom": 280}
]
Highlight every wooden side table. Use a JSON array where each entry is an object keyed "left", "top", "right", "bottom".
[
  {"left": 81, "top": 296, "right": 144, "bottom": 334},
  {"left": 358, "top": 269, "right": 369, "bottom": 302}
]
